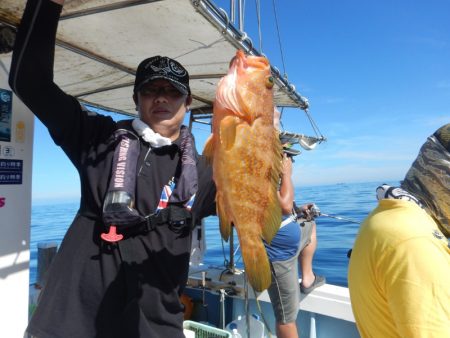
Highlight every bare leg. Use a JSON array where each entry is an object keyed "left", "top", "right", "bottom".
[
  {"left": 299, "top": 222, "right": 317, "bottom": 288},
  {"left": 276, "top": 322, "right": 299, "bottom": 338}
]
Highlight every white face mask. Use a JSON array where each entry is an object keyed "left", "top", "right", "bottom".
[
  {"left": 401, "top": 131, "right": 450, "bottom": 237},
  {"left": 132, "top": 118, "right": 172, "bottom": 147}
]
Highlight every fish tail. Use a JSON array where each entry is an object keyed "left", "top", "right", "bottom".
[{"left": 239, "top": 232, "right": 272, "bottom": 292}]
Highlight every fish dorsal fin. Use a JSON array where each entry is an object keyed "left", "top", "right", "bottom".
[
  {"left": 262, "top": 132, "right": 283, "bottom": 243},
  {"left": 261, "top": 199, "right": 282, "bottom": 243}
]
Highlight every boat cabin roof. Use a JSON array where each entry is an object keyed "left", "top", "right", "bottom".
[{"left": 0, "top": 0, "right": 310, "bottom": 124}]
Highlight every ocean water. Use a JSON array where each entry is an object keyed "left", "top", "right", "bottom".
[{"left": 30, "top": 180, "right": 399, "bottom": 287}]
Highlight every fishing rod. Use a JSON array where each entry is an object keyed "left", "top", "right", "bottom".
[
  {"left": 230, "top": 204, "right": 360, "bottom": 264},
  {"left": 309, "top": 205, "right": 359, "bottom": 259},
  {"left": 316, "top": 212, "right": 361, "bottom": 224},
  {"left": 310, "top": 204, "right": 361, "bottom": 224}
]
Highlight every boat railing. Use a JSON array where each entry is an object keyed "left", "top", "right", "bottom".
[{"left": 187, "top": 266, "right": 355, "bottom": 323}]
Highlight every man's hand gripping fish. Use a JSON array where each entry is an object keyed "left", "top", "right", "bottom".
[{"left": 203, "top": 50, "right": 282, "bottom": 292}]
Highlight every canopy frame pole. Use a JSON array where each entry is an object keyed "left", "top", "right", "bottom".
[{"left": 191, "top": 0, "right": 310, "bottom": 110}]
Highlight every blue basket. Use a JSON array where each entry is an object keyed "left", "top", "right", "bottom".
[{"left": 183, "top": 320, "right": 232, "bottom": 338}]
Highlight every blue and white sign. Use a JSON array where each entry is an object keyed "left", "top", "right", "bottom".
[
  {"left": 0, "top": 159, "right": 23, "bottom": 185},
  {"left": 0, "top": 88, "right": 12, "bottom": 142}
]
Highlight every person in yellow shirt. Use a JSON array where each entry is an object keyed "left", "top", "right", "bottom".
[{"left": 348, "top": 123, "right": 450, "bottom": 338}]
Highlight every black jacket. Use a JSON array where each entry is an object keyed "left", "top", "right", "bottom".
[{"left": 10, "top": 1, "right": 215, "bottom": 337}]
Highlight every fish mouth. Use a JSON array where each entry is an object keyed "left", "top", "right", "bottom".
[
  {"left": 215, "top": 50, "right": 271, "bottom": 123},
  {"left": 244, "top": 56, "right": 270, "bottom": 70},
  {"left": 234, "top": 49, "right": 269, "bottom": 71}
]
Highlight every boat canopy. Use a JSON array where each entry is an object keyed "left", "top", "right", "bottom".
[{"left": 1, "top": 0, "right": 324, "bottom": 145}]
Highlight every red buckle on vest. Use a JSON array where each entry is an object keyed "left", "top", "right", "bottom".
[{"left": 101, "top": 225, "right": 124, "bottom": 242}]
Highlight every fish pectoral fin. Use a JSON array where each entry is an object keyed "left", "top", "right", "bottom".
[
  {"left": 202, "top": 134, "right": 215, "bottom": 163},
  {"left": 219, "top": 116, "right": 238, "bottom": 151}
]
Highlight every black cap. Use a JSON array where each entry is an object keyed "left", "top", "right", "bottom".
[{"left": 134, "top": 56, "right": 190, "bottom": 95}]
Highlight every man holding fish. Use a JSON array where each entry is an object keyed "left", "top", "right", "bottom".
[
  {"left": 10, "top": 1, "right": 303, "bottom": 337},
  {"left": 10, "top": 0, "right": 217, "bottom": 337}
]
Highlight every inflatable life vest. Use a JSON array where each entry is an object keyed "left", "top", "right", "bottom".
[{"left": 101, "top": 121, "right": 198, "bottom": 242}]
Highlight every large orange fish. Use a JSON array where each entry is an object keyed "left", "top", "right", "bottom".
[{"left": 203, "top": 50, "right": 282, "bottom": 292}]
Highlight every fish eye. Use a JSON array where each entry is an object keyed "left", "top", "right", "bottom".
[{"left": 266, "top": 76, "right": 274, "bottom": 89}]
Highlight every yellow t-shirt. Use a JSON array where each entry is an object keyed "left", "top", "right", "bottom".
[{"left": 348, "top": 199, "right": 450, "bottom": 338}]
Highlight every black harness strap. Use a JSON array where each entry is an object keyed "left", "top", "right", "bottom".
[{"left": 119, "top": 204, "right": 194, "bottom": 238}]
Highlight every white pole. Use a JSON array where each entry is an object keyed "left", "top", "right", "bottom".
[{"left": 309, "top": 313, "right": 317, "bottom": 338}]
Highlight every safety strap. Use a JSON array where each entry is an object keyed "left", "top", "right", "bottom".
[{"left": 120, "top": 204, "right": 194, "bottom": 237}]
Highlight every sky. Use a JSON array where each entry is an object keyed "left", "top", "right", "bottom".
[{"left": 31, "top": 0, "right": 449, "bottom": 202}]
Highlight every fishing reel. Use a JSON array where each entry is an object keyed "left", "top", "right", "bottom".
[
  {"left": 310, "top": 204, "right": 321, "bottom": 218},
  {"left": 279, "top": 131, "right": 301, "bottom": 160},
  {"left": 295, "top": 203, "right": 321, "bottom": 221},
  {"left": 282, "top": 143, "right": 301, "bottom": 158},
  {"left": 279, "top": 130, "right": 324, "bottom": 160}
]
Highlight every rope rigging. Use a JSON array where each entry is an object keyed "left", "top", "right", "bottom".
[
  {"left": 251, "top": 0, "right": 326, "bottom": 145},
  {"left": 271, "top": 0, "right": 287, "bottom": 77},
  {"left": 255, "top": 0, "right": 263, "bottom": 53},
  {"left": 253, "top": 0, "right": 287, "bottom": 76}
]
